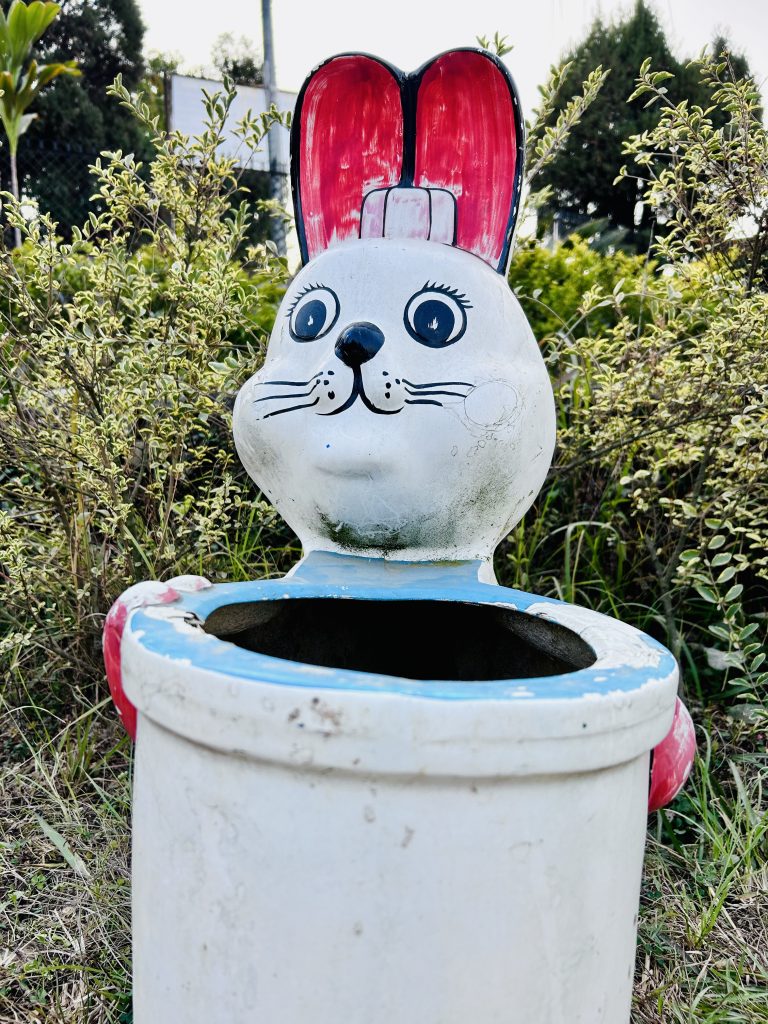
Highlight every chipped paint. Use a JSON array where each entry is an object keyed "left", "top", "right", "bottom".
[
  {"left": 128, "top": 551, "right": 678, "bottom": 706},
  {"left": 526, "top": 601, "right": 663, "bottom": 670}
]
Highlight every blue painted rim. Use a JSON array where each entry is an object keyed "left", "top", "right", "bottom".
[{"left": 128, "top": 553, "right": 677, "bottom": 702}]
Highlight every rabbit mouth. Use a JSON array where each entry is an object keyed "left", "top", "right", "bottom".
[
  {"left": 253, "top": 369, "right": 473, "bottom": 419},
  {"left": 321, "top": 366, "right": 398, "bottom": 416}
]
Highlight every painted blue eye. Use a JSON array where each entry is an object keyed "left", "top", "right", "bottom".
[
  {"left": 413, "top": 299, "right": 455, "bottom": 345},
  {"left": 404, "top": 286, "right": 469, "bottom": 347},
  {"left": 295, "top": 298, "right": 327, "bottom": 338},
  {"left": 288, "top": 286, "right": 340, "bottom": 342}
]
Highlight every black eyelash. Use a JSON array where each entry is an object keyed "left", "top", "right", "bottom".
[
  {"left": 420, "top": 281, "right": 473, "bottom": 309},
  {"left": 286, "top": 283, "right": 327, "bottom": 316}
]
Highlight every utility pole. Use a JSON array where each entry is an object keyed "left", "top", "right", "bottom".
[{"left": 261, "top": 0, "right": 287, "bottom": 255}]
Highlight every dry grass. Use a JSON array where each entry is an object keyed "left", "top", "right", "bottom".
[
  {"left": 1, "top": 701, "right": 766, "bottom": 1023},
  {"left": 0, "top": 703, "right": 131, "bottom": 1024},
  {"left": 635, "top": 713, "right": 768, "bottom": 1022}
]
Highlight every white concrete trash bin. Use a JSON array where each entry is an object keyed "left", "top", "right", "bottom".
[
  {"left": 105, "top": 47, "right": 695, "bottom": 1024},
  {"left": 120, "top": 556, "right": 678, "bottom": 1024}
]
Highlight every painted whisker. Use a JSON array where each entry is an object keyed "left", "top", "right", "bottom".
[
  {"left": 404, "top": 387, "right": 467, "bottom": 399},
  {"left": 254, "top": 383, "right": 320, "bottom": 404},
  {"left": 402, "top": 378, "right": 473, "bottom": 389},
  {"left": 405, "top": 398, "right": 444, "bottom": 407},
  {"left": 256, "top": 376, "right": 323, "bottom": 387},
  {"left": 263, "top": 397, "right": 321, "bottom": 418}
]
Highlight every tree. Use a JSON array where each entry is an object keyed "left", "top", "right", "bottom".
[
  {"left": 211, "top": 32, "right": 263, "bottom": 87},
  {"left": 0, "top": 0, "right": 78, "bottom": 245},
  {"left": 536, "top": 0, "right": 758, "bottom": 252},
  {"left": 13, "top": 0, "right": 146, "bottom": 233}
]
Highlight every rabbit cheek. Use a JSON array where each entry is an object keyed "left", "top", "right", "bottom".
[{"left": 463, "top": 381, "right": 522, "bottom": 432}]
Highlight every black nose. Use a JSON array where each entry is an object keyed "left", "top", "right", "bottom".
[{"left": 335, "top": 322, "right": 384, "bottom": 368}]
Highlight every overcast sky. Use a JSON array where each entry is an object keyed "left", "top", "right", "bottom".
[{"left": 137, "top": 0, "right": 765, "bottom": 117}]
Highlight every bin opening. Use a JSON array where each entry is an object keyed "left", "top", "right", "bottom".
[{"left": 203, "top": 599, "right": 596, "bottom": 681}]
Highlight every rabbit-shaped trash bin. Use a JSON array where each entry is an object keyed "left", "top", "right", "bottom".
[{"left": 106, "top": 50, "right": 696, "bottom": 1024}]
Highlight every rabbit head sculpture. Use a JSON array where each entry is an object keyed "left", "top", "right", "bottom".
[{"left": 234, "top": 50, "right": 556, "bottom": 571}]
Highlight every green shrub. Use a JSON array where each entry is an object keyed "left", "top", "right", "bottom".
[
  {"left": 502, "top": 53, "right": 768, "bottom": 705},
  {"left": 0, "top": 79, "right": 292, "bottom": 709},
  {"left": 509, "top": 235, "right": 650, "bottom": 342}
]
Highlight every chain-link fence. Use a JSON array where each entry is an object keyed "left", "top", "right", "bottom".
[
  {"left": 2, "top": 141, "right": 104, "bottom": 240},
  {"left": 3, "top": 142, "right": 277, "bottom": 246}
]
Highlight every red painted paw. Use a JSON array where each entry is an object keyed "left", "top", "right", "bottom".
[
  {"left": 103, "top": 576, "right": 211, "bottom": 739},
  {"left": 648, "top": 697, "right": 696, "bottom": 812}
]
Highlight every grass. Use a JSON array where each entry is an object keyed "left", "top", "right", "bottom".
[
  {"left": 635, "top": 712, "right": 768, "bottom": 1022},
  {"left": 1, "top": 688, "right": 766, "bottom": 1022},
  {"left": 1, "top": 699, "right": 132, "bottom": 1023}
]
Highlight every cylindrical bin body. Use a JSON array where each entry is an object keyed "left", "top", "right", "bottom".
[{"left": 123, "top": 552, "right": 678, "bottom": 1024}]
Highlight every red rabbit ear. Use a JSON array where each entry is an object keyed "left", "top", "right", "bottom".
[
  {"left": 413, "top": 50, "right": 524, "bottom": 273},
  {"left": 292, "top": 54, "right": 405, "bottom": 263}
]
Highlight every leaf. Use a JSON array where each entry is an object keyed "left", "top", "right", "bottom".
[
  {"left": 680, "top": 549, "right": 700, "bottom": 564},
  {"left": 703, "top": 646, "right": 741, "bottom": 670},
  {"left": 34, "top": 813, "right": 91, "bottom": 879},
  {"left": 728, "top": 761, "right": 759, "bottom": 825},
  {"left": 708, "top": 624, "right": 731, "bottom": 642},
  {"left": 710, "top": 552, "right": 732, "bottom": 567},
  {"left": 724, "top": 584, "right": 744, "bottom": 603},
  {"left": 695, "top": 584, "right": 718, "bottom": 604},
  {"left": 0, "top": 3, "right": 75, "bottom": 146},
  {"left": 17, "top": 111, "right": 35, "bottom": 137},
  {"left": 707, "top": 535, "right": 726, "bottom": 550}
]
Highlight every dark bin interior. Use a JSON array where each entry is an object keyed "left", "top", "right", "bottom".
[{"left": 203, "top": 599, "right": 596, "bottom": 681}]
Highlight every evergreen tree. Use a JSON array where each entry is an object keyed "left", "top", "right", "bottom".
[
  {"left": 537, "top": 1, "right": 757, "bottom": 252},
  {"left": 10, "top": 0, "right": 146, "bottom": 232}
]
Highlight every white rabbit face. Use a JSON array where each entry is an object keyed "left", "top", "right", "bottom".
[{"left": 233, "top": 237, "right": 555, "bottom": 563}]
